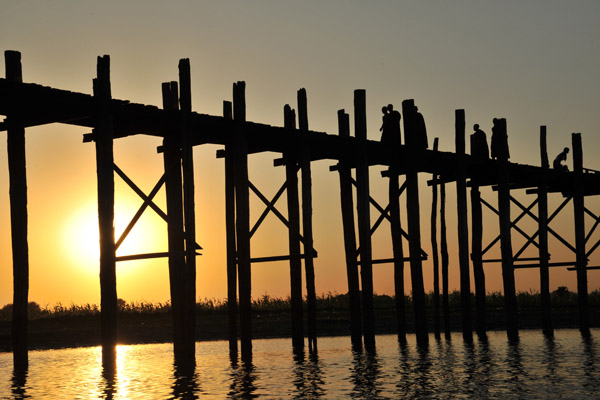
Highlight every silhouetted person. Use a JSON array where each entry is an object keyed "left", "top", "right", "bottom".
[
  {"left": 415, "top": 106, "right": 428, "bottom": 149},
  {"left": 553, "top": 147, "right": 569, "bottom": 172},
  {"left": 491, "top": 118, "right": 509, "bottom": 160},
  {"left": 380, "top": 104, "right": 401, "bottom": 147},
  {"left": 470, "top": 124, "right": 489, "bottom": 160}
]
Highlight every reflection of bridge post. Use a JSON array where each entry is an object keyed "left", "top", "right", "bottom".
[
  {"left": 233, "top": 81, "right": 252, "bottom": 360},
  {"left": 496, "top": 118, "right": 518, "bottom": 341},
  {"left": 5, "top": 50, "right": 29, "bottom": 369},
  {"left": 572, "top": 133, "right": 590, "bottom": 337},
  {"left": 337, "top": 110, "right": 362, "bottom": 349},
  {"left": 94, "top": 55, "right": 118, "bottom": 354},
  {"left": 355, "top": 90, "right": 375, "bottom": 351},
  {"left": 538, "top": 127, "right": 553, "bottom": 336},
  {"left": 402, "top": 99, "right": 428, "bottom": 345}
]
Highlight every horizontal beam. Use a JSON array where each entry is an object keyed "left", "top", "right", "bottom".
[
  {"left": 115, "top": 251, "right": 201, "bottom": 262},
  {"left": 250, "top": 253, "right": 317, "bottom": 264}
]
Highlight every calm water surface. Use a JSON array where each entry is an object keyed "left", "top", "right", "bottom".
[{"left": 0, "top": 329, "right": 598, "bottom": 399}]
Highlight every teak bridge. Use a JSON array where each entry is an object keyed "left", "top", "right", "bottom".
[{"left": 2, "top": 51, "right": 598, "bottom": 368}]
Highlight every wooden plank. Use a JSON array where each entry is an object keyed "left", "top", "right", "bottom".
[
  {"left": 471, "top": 184, "right": 486, "bottom": 337},
  {"left": 223, "top": 100, "right": 238, "bottom": 352},
  {"left": 389, "top": 169, "right": 406, "bottom": 342},
  {"left": 440, "top": 176, "right": 451, "bottom": 340},
  {"left": 455, "top": 109, "right": 473, "bottom": 341},
  {"left": 496, "top": 118, "right": 518, "bottom": 341},
  {"left": 355, "top": 90, "right": 375, "bottom": 351},
  {"left": 337, "top": 109, "right": 362, "bottom": 348},
  {"left": 161, "top": 81, "right": 187, "bottom": 359},
  {"left": 431, "top": 138, "right": 441, "bottom": 339},
  {"left": 284, "top": 104, "right": 304, "bottom": 350},
  {"left": 402, "top": 99, "right": 428, "bottom": 345},
  {"left": 572, "top": 132, "right": 590, "bottom": 336},
  {"left": 94, "top": 55, "right": 118, "bottom": 354},
  {"left": 538, "top": 126, "right": 553, "bottom": 336},
  {"left": 233, "top": 81, "right": 252, "bottom": 360},
  {"left": 298, "top": 89, "right": 317, "bottom": 352},
  {"left": 179, "top": 59, "right": 197, "bottom": 358},
  {"left": 5, "top": 50, "right": 29, "bottom": 369}
]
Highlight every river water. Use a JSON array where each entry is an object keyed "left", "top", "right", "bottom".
[{"left": 0, "top": 329, "right": 598, "bottom": 399}]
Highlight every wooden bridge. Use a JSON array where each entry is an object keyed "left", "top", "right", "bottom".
[{"left": 2, "top": 51, "right": 598, "bottom": 368}]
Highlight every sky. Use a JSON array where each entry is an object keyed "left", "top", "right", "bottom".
[{"left": 1, "top": 1, "right": 600, "bottom": 307}]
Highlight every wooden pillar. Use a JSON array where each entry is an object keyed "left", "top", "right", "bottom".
[
  {"left": 496, "top": 118, "right": 518, "bottom": 341},
  {"left": 354, "top": 90, "right": 375, "bottom": 351},
  {"left": 284, "top": 104, "right": 304, "bottom": 350},
  {"left": 161, "top": 81, "right": 187, "bottom": 357},
  {"left": 471, "top": 183, "right": 486, "bottom": 337},
  {"left": 538, "top": 127, "right": 553, "bottom": 336},
  {"left": 337, "top": 110, "right": 362, "bottom": 348},
  {"left": 5, "top": 50, "right": 29, "bottom": 369},
  {"left": 402, "top": 99, "right": 428, "bottom": 346},
  {"left": 572, "top": 133, "right": 590, "bottom": 337},
  {"left": 233, "top": 82, "right": 252, "bottom": 359},
  {"left": 179, "top": 59, "right": 196, "bottom": 358},
  {"left": 298, "top": 89, "right": 317, "bottom": 351},
  {"left": 431, "top": 138, "right": 441, "bottom": 339},
  {"left": 389, "top": 170, "right": 406, "bottom": 342},
  {"left": 94, "top": 55, "right": 117, "bottom": 353},
  {"left": 455, "top": 109, "right": 473, "bottom": 342},
  {"left": 223, "top": 101, "right": 238, "bottom": 352},
  {"left": 440, "top": 179, "right": 451, "bottom": 340}
]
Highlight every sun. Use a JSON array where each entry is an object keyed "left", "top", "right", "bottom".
[{"left": 62, "top": 202, "right": 167, "bottom": 271}]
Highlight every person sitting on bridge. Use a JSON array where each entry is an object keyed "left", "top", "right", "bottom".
[
  {"left": 553, "top": 147, "right": 570, "bottom": 172},
  {"left": 491, "top": 118, "right": 510, "bottom": 160},
  {"left": 380, "top": 104, "right": 401, "bottom": 147},
  {"left": 414, "top": 106, "right": 428, "bottom": 149},
  {"left": 470, "top": 124, "right": 489, "bottom": 160}
]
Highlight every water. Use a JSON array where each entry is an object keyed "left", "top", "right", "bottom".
[{"left": 1, "top": 329, "right": 598, "bottom": 399}]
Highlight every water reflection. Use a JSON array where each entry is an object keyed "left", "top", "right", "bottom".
[
  {"left": 11, "top": 366, "right": 28, "bottom": 399},
  {"left": 505, "top": 338, "right": 528, "bottom": 397},
  {"left": 351, "top": 348, "right": 381, "bottom": 399},
  {"left": 582, "top": 335, "right": 598, "bottom": 392},
  {"left": 292, "top": 349, "right": 325, "bottom": 399},
  {"left": 172, "top": 360, "right": 199, "bottom": 400},
  {"left": 228, "top": 359, "right": 258, "bottom": 399},
  {"left": 101, "top": 346, "right": 117, "bottom": 400}
]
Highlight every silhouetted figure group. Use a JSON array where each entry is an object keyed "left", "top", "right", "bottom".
[
  {"left": 553, "top": 147, "right": 569, "bottom": 171},
  {"left": 380, "top": 104, "right": 401, "bottom": 147},
  {"left": 380, "top": 103, "right": 428, "bottom": 150}
]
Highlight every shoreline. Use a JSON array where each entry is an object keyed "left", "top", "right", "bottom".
[{"left": 2, "top": 304, "right": 598, "bottom": 353}]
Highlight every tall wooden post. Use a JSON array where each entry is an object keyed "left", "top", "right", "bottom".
[
  {"left": 298, "top": 89, "right": 317, "bottom": 351},
  {"left": 5, "top": 50, "right": 29, "bottom": 369},
  {"left": 354, "top": 90, "right": 375, "bottom": 351},
  {"left": 284, "top": 105, "right": 304, "bottom": 350},
  {"left": 572, "top": 133, "right": 590, "bottom": 337},
  {"left": 389, "top": 170, "right": 406, "bottom": 342},
  {"left": 337, "top": 110, "right": 362, "bottom": 348},
  {"left": 431, "top": 138, "right": 441, "bottom": 339},
  {"left": 455, "top": 109, "right": 473, "bottom": 342},
  {"left": 440, "top": 179, "right": 451, "bottom": 340},
  {"left": 471, "top": 183, "right": 486, "bottom": 337},
  {"left": 496, "top": 118, "right": 518, "bottom": 341},
  {"left": 402, "top": 99, "right": 428, "bottom": 346},
  {"left": 94, "top": 55, "right": 117, "bottom": 354},
  {"left": 223, "top": 101, "right": 238, "bottom": 352},
  {"left": 538, "top": 127, "right": 553, "bottom": 336},
  {"left": 233, "top": 82, "right": 252, "bottom": 359},
  {"left": 161, "top": 81, "right": 187, "bottom": 357},
  {"left": 179, "top": 59, "right": 197, "bottom": 359}
]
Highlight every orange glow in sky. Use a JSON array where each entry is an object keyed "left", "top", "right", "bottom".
[{"left": 1, "top": 1, "right": 600, "bottom": 307}]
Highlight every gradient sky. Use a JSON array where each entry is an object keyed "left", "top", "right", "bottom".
[{"left": 1, "top": 1, "right": 599, "bottom": 307}]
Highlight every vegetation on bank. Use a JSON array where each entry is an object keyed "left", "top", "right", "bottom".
[{"left": 1, "top": 286, "right": 599, "bottom": 321}]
